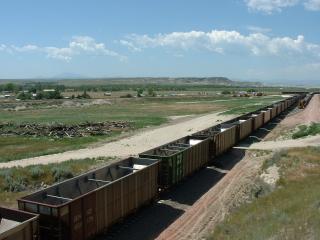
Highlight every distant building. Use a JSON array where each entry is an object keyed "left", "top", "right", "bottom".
[
  {"left": 65, "top": 88, "right": 75, "bottom": 92},
  {"left": 43, "top": 89, "right": 56, "bottom": 92}
]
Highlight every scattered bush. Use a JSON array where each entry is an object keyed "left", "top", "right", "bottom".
[
  {"left": 261, "top": 149, "right": 287, "bottom": 171},
  {"left": 221, "top": 90, "right": 231, "bottom": 94},
  {"left": 292, "top": 123, "right": 320, "bottom": 139},
  {"left": 2, "top": 174, "right": 26, "bottom": 192},
  {"left": 147, "top": 88, "right": 157, "bottom": 97},
  {"left": 29, "top": 166, "right": 45, "bottom": 179},
  {"left": 51, "top": 167, "right": 74, "bottom": 182},
  {"left": 76, "top": 90, "right": 91, "bottom": 99},
  {"left": 120, "top": 93, "right": 133, "bottom": 98}
]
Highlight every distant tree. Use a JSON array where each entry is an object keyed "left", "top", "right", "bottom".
[
  {"left": 35, "top": 92, "right": 44, "bottom": 100},
  {"left": 17, "top": 92, "right": 32, "bottom": 100},
  {"left": 137, "top": 88, "right": 144, "bottom": 97},
  {"left": 221, "top": 90, "right": 231, "bottom": 94},
  {"left": 76, "top": 91, "right": 91, "bottom": 99},
  {"left": 120, "top": 93, "right": 133, "bottom": 98},
  {"left": 147, "top": 88, "right": 156, "bottom": 97}
]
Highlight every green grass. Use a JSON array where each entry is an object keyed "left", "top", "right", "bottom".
[
  {"left": 0, "top": 157, "right": 114, "bottom": 207},
  {"left": 0, "top": 134, "right": 121, "bottom": 163},
  {"left": 0, "top": 95, "right": 284, "bottom": 162},
  {"left": 292, "top": 123, "right": 320, "bottom": 139},
  {"left": 219, "top": 96, "right": 284, "bottom": 115},
  {"left": 210, "top": 147, "right": 320, "bottom": 240}
]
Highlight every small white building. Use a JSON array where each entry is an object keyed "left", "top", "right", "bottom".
[{"left": 43, "top": 89, "right": 56, "bottom": 92}]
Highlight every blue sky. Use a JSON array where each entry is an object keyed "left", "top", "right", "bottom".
[{"left": 0, "top": 0, "right": 320, "bottom": 83}]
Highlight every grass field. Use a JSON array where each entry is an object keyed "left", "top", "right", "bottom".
[
  {"left": 0, "top": 157, "right": 113, "bottom": 208},
  {"left": 210, "top": 147, "right": 320, "bottom": 240},
  {"left": 0, "top": 94, "right": 284, "bottom": 162}
]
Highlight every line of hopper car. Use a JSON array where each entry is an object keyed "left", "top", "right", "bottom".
[{"left": 0, "top": 93, "right": 312, "bottom": 240}]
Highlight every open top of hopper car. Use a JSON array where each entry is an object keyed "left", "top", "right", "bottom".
[
  {"left": 0, "top": 207, "right": 38, "bottom": 239},
  {"left": 192, "top": 123, "right": 236, "bottom": 137},
  {"left": 141, "top": 135, "right": 208, "bottom": 157},
  {"left": 18, "top": 157, "right": 158, "bottom": 209}
]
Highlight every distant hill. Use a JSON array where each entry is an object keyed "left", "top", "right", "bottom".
[{"left": 56, "top": 77, "right": 264, "bottom": 87}]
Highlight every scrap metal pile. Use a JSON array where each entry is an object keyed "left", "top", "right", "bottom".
[{"left": 0, "top": 121, "right": 131, "bottom": 138}]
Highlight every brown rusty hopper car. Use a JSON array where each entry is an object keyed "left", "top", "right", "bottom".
[
  {"left": 0, "top": 207, "right": 39, "bottom": 240},
  {"left": 250, "top": 111, "right": 264, "bottom": 131},
  {"left": 261, "top": 108, "right": 271, "bottom": 124},
  {"left": 192, "top": 123, "right": 237, "bottom": 159},
  {"left": 18, "top": 157, "right": 159, "bottom": 240}
]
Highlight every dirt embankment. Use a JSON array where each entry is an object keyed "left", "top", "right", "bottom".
[{"left": 282, "top": 94, "right": 320, "bottom": 127}]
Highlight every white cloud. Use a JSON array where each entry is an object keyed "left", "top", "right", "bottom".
[
  {"left": 119, "top": 40, "right": 142, "bottom": 52},
  {"left": 247, "top": 25, "right": 272, "bottom": 33},
  {"left": 0, "top": 44, "right": 7, "bottom": 51},
  {"left": 45, "top": 36, "right": 126, "bottom": 61},
  {"left": 121, "top": 30, "right": 320, "bottom": 59},
  {"left": 12, "top": 45, "right": 39, "bottom": 52},
  {"left": 304, "top": 0, "right": 320, "bottom": 10},
  {"left": 0, "top": 36, "right": 125, "bottom": 61},
  {"left": 245, "top": 0, "right": 299, "bottom": 14},
  {"left": 244, "top": 0, "right": 320, "bottom": 13}
]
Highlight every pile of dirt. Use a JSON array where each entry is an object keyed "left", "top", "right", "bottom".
[{"left": 0, "top": 121, "right": 131, "bottom": 138}]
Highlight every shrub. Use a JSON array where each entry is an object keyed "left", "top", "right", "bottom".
[
  {"left": 120, "top": 93, "right": 133, "bottom": 98},
  {"left": 292, "top": 123, "right": 320, "bottom": 139},
  {"left": 221, "top": 90, "right": 231, "bottom": 94},
  {"left": 51, "top": 167, "right": 74, "bottom": 182},
  {"left": 29, "top": 166, "right": 45, "bottom": 179},
  {"left": 3, "top": 174, "right": 26, "bottom": 192},
  {"left": 262, "top": 149, "right": 287, "bottom": 171}
]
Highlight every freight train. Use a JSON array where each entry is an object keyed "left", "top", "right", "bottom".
[{"left": 0, "top": 93, "right": 309, "bottom": 240}]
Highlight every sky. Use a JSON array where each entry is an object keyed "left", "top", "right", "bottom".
[{"left": 0, "top": 0, "right": 320, "bottom": 83}]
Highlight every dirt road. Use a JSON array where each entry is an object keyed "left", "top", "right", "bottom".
[
  {"left": 282, "top": 94, "right": 320, "bottom": 127},
  {"left": 0, "top": 112, "right": 234, "bottom": 168},
  {"left": 247, "top": 134, "right": 320, "bottom": 150}
]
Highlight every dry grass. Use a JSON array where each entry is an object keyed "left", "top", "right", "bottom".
[
  {"left": 210, "top": 147, "right": 320, "bottom": 240},
  {"left": 0, "top": 156, "right": 114, "bottom": 208}
]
